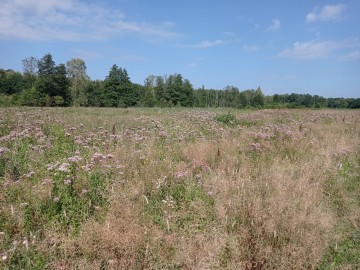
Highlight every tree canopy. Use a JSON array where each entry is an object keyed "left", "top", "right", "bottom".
[{"left": 0, "top": 53, "right": 359, "bottom": 109}]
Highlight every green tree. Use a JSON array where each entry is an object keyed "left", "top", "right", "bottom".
[
  {"left": 66, "top": 58, "right": 90, "bottom": 106},
  {"left": 180, "top": 79, "right": 194, "bottom": 107},
  {"left": 252, "top": 86, "right": 265, "bottom": 108},
  {"left": 86, "top": 80, "right": 105, "bottom": 107},
  {"left": 104, "top": 65, "right": 137, "bottom": 107},
  {"left": 142, "top": 76, "right": 157, "bottom": 107},
  {"left": 18, "top": 87, "right": 43, "bottom": 106},
  {"left": 167, "top": 74, "right": 182, "bottom": 106},
  {"left": 154, "top": 76, "right": 168, "bottom": 107},
  {"left": 53, "top": 64, "right": 71, "bottom": 106},
  {"left": 0, "top": 69, "right": 26, "bottom": 95},
  {"left": 22, "top": 57, "right": 38, "bottom": 88},
  {"left": 273, "top": 94, "right": 281, "bottom": 103},
  {"left": 36, "top": 54, "right": 70, "bottom": 106}
]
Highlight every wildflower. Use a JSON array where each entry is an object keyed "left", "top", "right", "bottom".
[
  {"left": 162, "top": 195, "right": 175, "bottom": 208},
  {"left": 68, "top": 155, "right": 83, "bottom": 163},
  {"left": 159, "top": 130, "right": 168, "bottom": 138},
  {"left": 64, "top": 179, "right": 72, "bottom": 185},
  {"left": 110, "top": 134, "right": 121, "bottom": 141},
  {"left": 79, "top": 189, "right": 89, "bottom": 196},
  {"left": 2, "top": 255, "right": 7, "bottom": 261},
  {"left": 84, "top": 164, "right": 94, "bottom": 171},
  {"left": 58, "top": 163, "right": 70, "bottom": 173},
  {"left": 20, "top": 202, "right": 29, "bottom": 207},
  {"left": 175, "top": 170, "right": 189, "bottom": 179},
  {"left": 156, "top": 176, "right": 167, "bottom": 189},
  {"left": 42, "top": 178, "right": 52, "bottom": 185},
  {"left": 191, "top": 159, "right": 210, "bottom": 172},
  {"left": 91, "top": 153, "right": 105, "bottom": 162},
  {"left": 255, "top": 132, "right": 271, "bottom": 140},
  {"left": 46, "top": 162, "right": 59, "bottom": 171},
  {"left": 207, "top": 191, "right": 214, "bottom": 196},
  {"left": 250, "top": 143, "right": 261, "bottom": 151},
  {"left": 0, "top": 147, "right": 10, "bottom": 155},
  {"left": 106, "top": 154, "right": 115, "bottom": 159},
  {"left": 53, "top": 197, "right": 60, "bottom": 202}
]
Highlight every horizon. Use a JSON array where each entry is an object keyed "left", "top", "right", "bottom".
[{"left": 1, "top": 0, "right": 359, "bottom": 98}]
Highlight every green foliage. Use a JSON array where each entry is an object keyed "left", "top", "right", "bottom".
[
  {"left": 215, "top": 112, "right": 236, "bottom": 125},
  {"left": 0, "top": 69, "right": 26, "bottom": 95},
  {"left": 1, "top": 53, "right": 360, "bottom": 109},
  {"left": 103, "top": 64, "right": 137, "bottom": 107},
  {"left": 317, "top": 156, "right": 360, "bottom": 269},
  {"left": 145, "top": 179, "right": 215, "bottom": 232},
  {"left": 18, "top": 87, "right": 44, "bottom": 106},
  {"left": 36, "top": 54, "right": 71, "bottom": 106},
  {"left": 2, "top": 248, "right": 49, "bottom": 270}
]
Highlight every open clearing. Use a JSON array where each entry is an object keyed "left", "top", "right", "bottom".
[{"left": 1, "top": 107, "right": 359, "bottom": 269}]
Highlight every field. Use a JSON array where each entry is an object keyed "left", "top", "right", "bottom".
[{"left": 0, "top": 107, "right": 359, "bottom": 269}]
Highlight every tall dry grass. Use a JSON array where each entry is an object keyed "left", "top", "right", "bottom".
[{"left": 0, "top": 108, "right": 359, "bottom": 269}]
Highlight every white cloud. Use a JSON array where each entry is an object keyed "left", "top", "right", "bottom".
[
  {"left": 187, "top": 39, "right": 224, "bottom": 48},
  {"left": 306, "top": 4, "right": 346, "bottom": 23},
  {"left": 278, "top": 40, "right": 336, "bottom": 60},
  {"left": 342, "top": 50, "right": 360, "bottom": 61},
  {"left": 0, "top": 0, "right": 181, "bottom": 41},
  {"left": 277, "top": 38, "right": 360, "bottom": 60},
  {"left": 243, "top": 45, "right": 260, "bottom": 52},
  {"left": 267, "top": 19, "right": 281, "bottom": 32}
]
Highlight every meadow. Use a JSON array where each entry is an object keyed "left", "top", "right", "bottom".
[{"left": 0, "top": 107, "right": 359, "bottom": 269}]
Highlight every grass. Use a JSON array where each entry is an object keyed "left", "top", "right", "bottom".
[{"left": 0, "top": 107, "right": 359, "bottom": 269}]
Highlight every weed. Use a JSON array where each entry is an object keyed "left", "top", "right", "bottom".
[
  {"left": 0, "top": 108, "right": 359, "bottom": 269},
  {"left": 215, "top": 112, "right": 236, "bottom": 125}
]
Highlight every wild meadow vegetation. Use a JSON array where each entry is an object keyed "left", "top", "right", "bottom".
[{"left": 0, "top": 107, "right": 359, "bottom": 269}]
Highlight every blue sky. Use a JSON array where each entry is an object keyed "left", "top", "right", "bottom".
[{"left": 1, "top": 0, "right": 359, "bottom": 98}]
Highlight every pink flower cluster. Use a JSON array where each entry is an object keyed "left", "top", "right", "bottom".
[
  {"left": 191, "top": 159, "right": 211, "bottom": 172},
  {"left": 175, "top": 170, "right": 189, "bottom": 179},
  {"left": 252, "top": 132, "right": 271, "bottom": 140},
  {"left": 250, "top": 143, "right": 261, "bottom": 151},
  {"left": 58, "top": 163, "right": 71, "bottom": 173},
  {"left": 0, "top": 147, "right": 9, "bottom": 155}
]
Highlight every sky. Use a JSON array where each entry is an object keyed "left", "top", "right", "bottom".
[{"left": 1, "top": 0, "right": 360, "bottom": 98}]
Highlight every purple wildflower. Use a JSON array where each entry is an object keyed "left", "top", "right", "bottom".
[
  {"left": 58, "top": 163, "right": 70, "bottom": 173},
  {"left": 68, "top": 155, "right": 83, "bottom": 163},
  {"left": 64, "top": 179, "right": 72, "bottom": 185},
  {"left": 175, "top": 170, "right": 189, "bottom": 179},
  {"left": 79, "top": 189, "right": 89, "bottom": 196},
  {"left": 250, "top": 143, "right": 261, "bottom": 151},
  {"left": 42, "top": 179, "right": 53, "bottom": 185},
  {"left": 0, "top": 147, "right": 10, "bottom": 155}
]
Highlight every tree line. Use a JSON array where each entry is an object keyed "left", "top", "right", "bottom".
[{"left": 1, "top": 53, "right": 359, "bottom": 108}]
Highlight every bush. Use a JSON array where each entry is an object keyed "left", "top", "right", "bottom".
[{"left": 215, "top": 112, "right": 236, "bottom": 125}]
